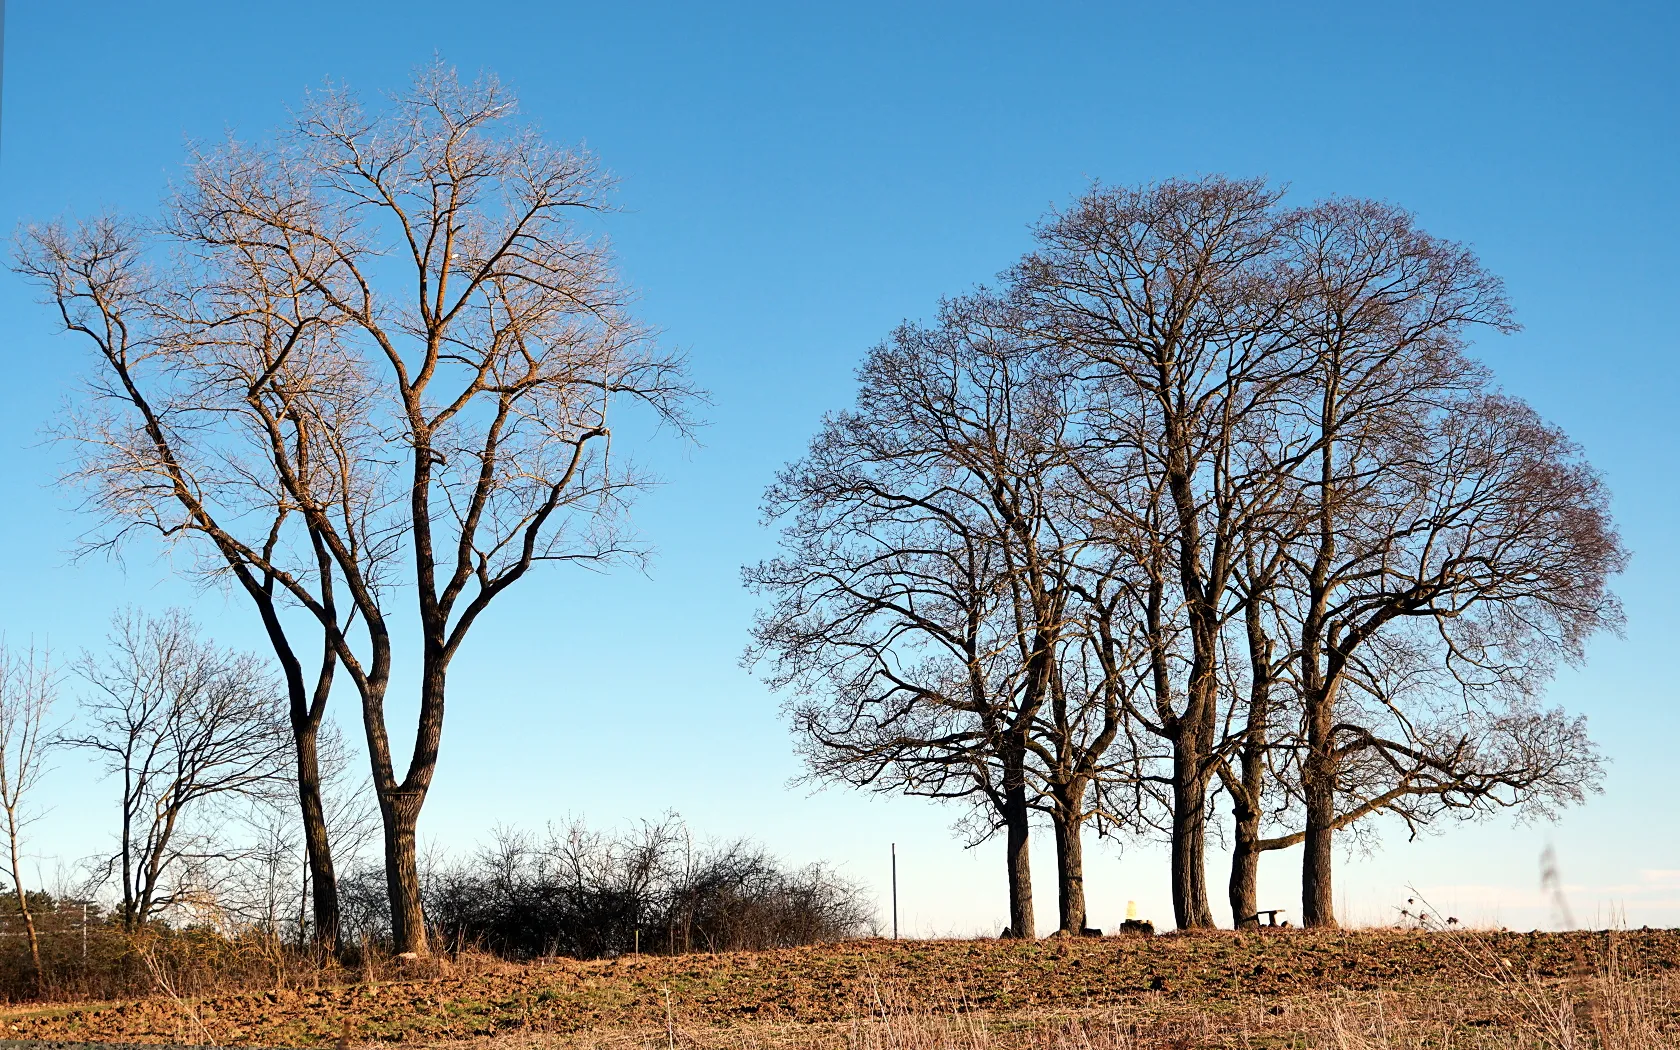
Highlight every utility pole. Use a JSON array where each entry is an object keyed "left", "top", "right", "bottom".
[{"left": 891, "top": 843, "right": 898, "bottom": 940}]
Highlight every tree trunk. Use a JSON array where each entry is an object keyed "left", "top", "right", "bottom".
[
  {"left": 293, "top": 721, "right": 341, "bottom": 955},
  {"left": 119, "top": 789, "right": 137, "bottom": 932},
  {"left": 1229, "top": 792, "right": 1260, "bottom": 929},
  {"left": 1301, "top": 698, "right": 1338, "bottom": 928},
  {"left": 380, "top": 788, "right": 428, "bottom": 954},
  {"left": 1051, "top": 804, "right": 1086, "bottom": 933},
  {"left": 1002, "top": 781, "right": 1034, "bottom": 939},
  {"left": 367, "top": 627, "right": 446, "bottom": 958},
  {"left": 7, "top": 823, "right": 40, "bottom": 986},
  {"left": 249, "top": 584, "right": 345, "bottom": 957},
  {"left": 1302, "top": 790, "right": 1336, "bottom": 927},
  {"left": 1170, "top": 736, "right": 1216, "bottom": 929},
  {"left": 1231, "top": 582, "right": 1275, "bottom": 931}
]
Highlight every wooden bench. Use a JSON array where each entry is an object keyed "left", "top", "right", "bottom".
[{"left": 1243, "top": 909, "right": 1286, "bottom": 928}]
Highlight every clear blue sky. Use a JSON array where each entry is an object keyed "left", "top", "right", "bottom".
[{"left": 1, "top": 1, "right": 1675, "bottom": 933}]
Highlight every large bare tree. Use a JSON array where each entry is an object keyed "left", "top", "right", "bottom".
[
  {"left": 1273, "top": 199, "right": 1624, "bottom": 926},
  {"left": 17, "top": 216, "right": 364, "bottom": 954},
  {"left": 173, "top": 65, "right": 693, "bottom": 954},
  {"left": 753, "top": 176, "right": 1621, "bottom": 935},
  {"left": 24, "top": 64, "right": 694, "bottom": 955}
]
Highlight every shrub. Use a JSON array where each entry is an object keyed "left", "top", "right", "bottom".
[{"left": 340, "top": 815, "right": 872, "bottom": 958}]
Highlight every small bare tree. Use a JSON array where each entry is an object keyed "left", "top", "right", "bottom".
[
  {"left": 0, "top": 642, "right": 58, "bottom": 984},
  {"left": 68, "top": 610, "right": 292, "bottom": 929}
]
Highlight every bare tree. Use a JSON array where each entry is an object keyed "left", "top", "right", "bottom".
[
  {"left": 16, "top": 216, "right": 364, "bottom": 955},
  {"left": 68, "top": 610, "right": 292, "bottom": 930},
  {"left": 1013, "top": 176, "right": 1308, "bottom": 929},
  {"left": 0, "top": 643, "right": 58, "bottom": 984},
  {"left": 752, "top": 176, "right": 1619, "bottom": 937},
  {"left": 1272, "top": 198, "right": 1624, "bottom": 926},
  {"left": 748, "top": 296, "right": 1079, "bottom": 939},
  {"left": 23, "top": 62, "right": 695, "bottom": 955}
]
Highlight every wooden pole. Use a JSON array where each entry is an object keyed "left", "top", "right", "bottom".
[{"left": 891, "top": 843, "right": 898, "bottom": 940}]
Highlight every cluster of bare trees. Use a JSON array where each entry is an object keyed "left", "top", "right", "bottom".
[
  {"left": 15, "top": 63, "right": 693, "bottom": 959},
  {"left": 748, "top": 177, "right": 1625, "bottom": 935}
]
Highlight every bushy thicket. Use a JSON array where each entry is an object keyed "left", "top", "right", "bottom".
[
  {"left": 0, "top": 892, "right": 117, "bottom": 1000},
  {"left": 0, "top": 818, "right": 865, "bottom": 1000},
  {"left": 0, "top": 892, "right": 336, "bottom": 1003},
  {"left": 340, "top": 816, "right": 873, "bottom": 958}
]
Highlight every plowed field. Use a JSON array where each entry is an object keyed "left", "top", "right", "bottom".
[{"left": 3, "top": 930, "right": 1677, "bottom": 1047}]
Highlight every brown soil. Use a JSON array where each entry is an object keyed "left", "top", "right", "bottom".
[{"left": 1, "top": 929, "right": 1676, "bottom": 1047}]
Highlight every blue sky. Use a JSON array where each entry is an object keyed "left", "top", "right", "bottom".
[{"left": 1, "top": 1, "right": 1675, "bottom": 933}]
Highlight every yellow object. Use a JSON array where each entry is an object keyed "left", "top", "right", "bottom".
[{"left": 1126, "top": 900, "right": 1138, "bottom": 920}]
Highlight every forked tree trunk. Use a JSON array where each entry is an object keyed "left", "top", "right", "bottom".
[
  {"left": 376, "top": 652, "right": 449, "bottom": 956},
  {"left": 1227, "top": 722, "right": 1271, "bottom": 930},
  {"left": 1002, "top": 781, "right": 1035, "bottom": 939},
  {"left": 1051, "top": 804, "right": 1086, "bottom": 933},
  {"left": 1229, "top": 794, "right": 1260, "bottom": 929}
]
